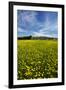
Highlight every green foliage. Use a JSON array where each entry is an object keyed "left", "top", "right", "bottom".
[{"left": 17, "top": 40, "right": 58, "bottom": 80}]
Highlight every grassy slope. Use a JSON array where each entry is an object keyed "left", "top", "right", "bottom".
[{"left": 17, "top": 40, "right": 58, "bottom": 80}]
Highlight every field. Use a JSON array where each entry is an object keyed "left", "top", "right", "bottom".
[{"left": 17, "top": 40, "right": 58, "bottom": 80}]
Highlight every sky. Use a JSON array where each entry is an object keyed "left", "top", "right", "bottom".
[{"left": 17, "top": 10, "right": 58, "bottom": 38}]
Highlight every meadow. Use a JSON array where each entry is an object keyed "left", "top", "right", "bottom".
[{"left": 17, "top": 40, "right": 58, "bottom": 80}]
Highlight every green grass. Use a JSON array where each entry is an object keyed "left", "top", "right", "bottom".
[{"left": 17, "top": 40, "right": 58, "bottom": 80}]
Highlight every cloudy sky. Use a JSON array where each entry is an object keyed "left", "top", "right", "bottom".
[{"left": 17, "top": 10, "right": 58, "bottom": 38}]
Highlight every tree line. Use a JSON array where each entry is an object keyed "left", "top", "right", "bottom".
[{"left": 18, "top": 35, "right": 57, "bottom": 40}]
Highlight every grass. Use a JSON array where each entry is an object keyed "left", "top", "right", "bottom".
[{"left": 17, "top": 40, "right": 58, "bottom": 80}]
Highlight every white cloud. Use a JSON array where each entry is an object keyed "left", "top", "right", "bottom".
[
  {"left": 18, "top": 11, "right": 58, "bottom": 38},
  {"left": 33, "top": 18, "right": 58, "bottom": 38},
  {"left": 33, "top": 32, "right": 45, "bottom": 36},
  {"left": 33, "top": 31, "right": 57, "bottom": 38},
  {"left": 19, "top": 11, "right": 38, "bottom": 26},
  {"left": 18, "top": 10, "right": 43, "bottom": 31},
  {"left": 18, "top": 27, "right": 27, "bottom": 33}
]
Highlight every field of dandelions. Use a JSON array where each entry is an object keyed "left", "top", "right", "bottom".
[{"left": 17, "top": 40, "right": 58, "bottom": 80}]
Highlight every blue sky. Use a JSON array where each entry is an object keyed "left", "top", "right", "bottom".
[{"left": 17, "top": 10, "right": 58, "bottom": 38}]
